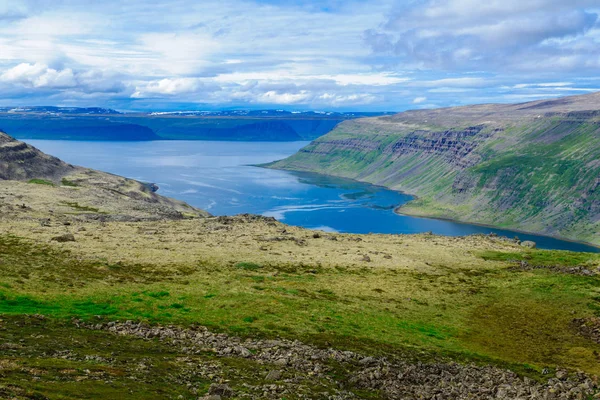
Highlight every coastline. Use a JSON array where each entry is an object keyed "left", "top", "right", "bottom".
[
  {"left": 265, "top": 164, "right": 600, "bottom": 252},
  {"left": 394, "top": 203, "right": 600, "bottom": 252}
]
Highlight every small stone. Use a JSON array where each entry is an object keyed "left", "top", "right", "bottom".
[
  {"left": 361, "top": 255, "right": 371, "bottom": 262},
  {"left": 556, "top": 369, "right": 568, "bottom": 379},
  {"left": 236, "top": 346, "right": 252, "bottom": 357},
  {"left": 273, "top": 358, "right": 288, "bottom": 366},
  {"left": 265, "top": 370, "right": 282, "bottom": 381},
  {"left": 51, "top": 233, "right": 76, "bottom": 243},
  {"left": 521, "top": 240, "right": 536, "bottom": 249},
  {"left": 208, "top": 383, "right": 233, "bottom": 398},
  {"left": 359, "top": 356, "right": 375, "bottom": 365}
]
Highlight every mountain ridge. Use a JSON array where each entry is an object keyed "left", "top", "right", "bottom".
[
  {"left": 268, "top": 91, "right": 600, "bottom": 245},
  {"left": 0, "top": 108, "right": 392, "bottom": 141}
]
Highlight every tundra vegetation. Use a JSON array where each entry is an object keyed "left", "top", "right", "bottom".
[{"left": 0, "top": 130, "right": 599, "bottom": 398}]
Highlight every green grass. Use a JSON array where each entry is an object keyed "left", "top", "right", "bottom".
[
  {"left": 478, "top": 249, "right": 599, "bottom": 267},
  {"left": 0, "top": 232, "right": 599, "bottom": 383},
  {"left": 235, "top": 261, "right": 262, "bottom": 271},
  {"left": 28, "top": 178, "right": 54, "bottom": 186},
  {"left": 269, "top": 117, "right": 600, "bottom": 246},
  {"left": 61, "top": 178, "right": 79, "bottom": 187}
]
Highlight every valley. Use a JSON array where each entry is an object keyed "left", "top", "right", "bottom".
[
  {"left": 0, "top": 130, "right": 598, "bottom": 398},
  {"left": 269, "top": 92, "right": 600, "bottom": 247}
]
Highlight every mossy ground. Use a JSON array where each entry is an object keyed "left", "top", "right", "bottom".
[
  {"left": 0, "top": 213, "right": 599, "bottom": 392},
  {"left": 0, "top": 315, "right": 371, "bottom": 399},
  {"left": 1, "top": 174, "right": 599, "bottom": 397}
]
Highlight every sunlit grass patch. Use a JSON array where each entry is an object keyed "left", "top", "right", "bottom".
[
  {"left": 28, "top": 178, "right": 54, "bottom": 186},
  {"left": 60, "top": 178, "right": 79, "bottom": 187},
  {"left": 478, "top": 249, "right": 600, "bottom": 267},
  {"left": 235, "top": 262, "right": 262, "bottom": 271}
]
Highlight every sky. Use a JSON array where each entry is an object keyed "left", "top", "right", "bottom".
[{"left": 0, "top": 0, "right": 599, "bottom": 112}]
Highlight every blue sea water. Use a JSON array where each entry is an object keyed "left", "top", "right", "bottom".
[{"left": 27, "top": 139, "right": 599, "bottom": 253}]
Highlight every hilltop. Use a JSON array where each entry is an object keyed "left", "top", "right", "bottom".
[
  {"left": 269, "top": 91, "right": 600, "bottom": 246},
  {"left": 0, "top": 130, "right": 207, "bottom": 220}
]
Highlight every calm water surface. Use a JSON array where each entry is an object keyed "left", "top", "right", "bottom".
[{"left": 27, "top": 140, "right": 599, "bottom": 253}]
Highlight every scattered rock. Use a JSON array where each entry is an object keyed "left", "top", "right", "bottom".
[
  {"left": 360, "top": 254, "right": 371, "bottom": 262},
  {"left": 208, "top": 383, "right": 233, "bottom": 398},
  {"left": 573, "top": 317, "right": 600, "bottom": 344},
  {"left": 51, "top": 233, "right": 76, "bottom": 243},
  {"left": 521, "top": 240, "right": 537, "bottom": 249},
  {"left": 74, "top": 319, "right": 599, "bottom": 399},
  {"left": 512, "top": 260, "right": 597, "bottom": 276},
  {"left": 265, "top": 370, "right": 282, "bottom": 381}
]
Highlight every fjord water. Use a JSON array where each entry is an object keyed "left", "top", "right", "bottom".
[{"left": 28, "top": 139, "right": 599, "bottom": 253}]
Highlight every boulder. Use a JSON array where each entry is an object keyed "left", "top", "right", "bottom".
[
  {"left": 51, "top": 233, "right": 76, "bottom": 242},
  {"left": 520, "top": 240, "right": 536, "bottom": 249}
]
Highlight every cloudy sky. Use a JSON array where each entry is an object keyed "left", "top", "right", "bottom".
[{"left": 1, "top": 0, "right": 599, "bottom": 111}]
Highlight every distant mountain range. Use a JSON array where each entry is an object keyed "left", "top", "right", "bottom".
[
  {"left": 268, "top": 91, "right": 600, "bottom": 246},
  {"left": 0, "top": 106, "right": 122, "bottom": 115},
  {"left": 0, "top": 107, "right": 392, "bottom": 141}
]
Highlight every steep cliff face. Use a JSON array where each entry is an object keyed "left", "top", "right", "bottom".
[{"left": 269, "top": 92, "right": 600, "bottom": 245}]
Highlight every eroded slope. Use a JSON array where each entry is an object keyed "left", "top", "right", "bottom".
[{"left": 269, "top": 92, "right": 600, "bottom": 245}]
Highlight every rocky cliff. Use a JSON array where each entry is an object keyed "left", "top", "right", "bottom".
[
  {"left": 269, "top": 92, "right": 600, "bottom": 245},
  {"left": 0, "top": 130, "right": 208, "bottom": 219}
]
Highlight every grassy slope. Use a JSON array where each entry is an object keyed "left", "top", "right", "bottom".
[
  {"left": 268, "top": 98, "right": 600, "bottom": 245},
  {"left": 1, "top": 197, "right": 600, "bottom": 384}
]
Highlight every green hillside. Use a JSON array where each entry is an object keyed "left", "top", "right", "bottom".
[{"left": 269, "top": 92, "right": 600, "bottom": 246}]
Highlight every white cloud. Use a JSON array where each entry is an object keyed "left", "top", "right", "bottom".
[
  {"left": 133, "top": 78, "right": 205, "bottom": 97},
  {"left": 0, "top": 63, "right": 77, "bottom": 88},
  {"left": 257, "top": 91, "right": 312, "bottom": 104},
  {"left": 0, "top": 0, "right": 598, "bottom": 110},
  {"left": 137, "top": 32, "right": 219, "bottom": 75},
  {"left": 366, "top": 0, "right": 600, "bottom": 72},
  {"left": 213, "top": 72, "right": 408, "bottom": 86}
]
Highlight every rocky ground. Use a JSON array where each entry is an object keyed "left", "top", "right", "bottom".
[
  {"left": 76, "top": 319, "right": 598, "bottom": 400},
  {"left": 1, "top": 314, "right": 597, "bottom": 399}
]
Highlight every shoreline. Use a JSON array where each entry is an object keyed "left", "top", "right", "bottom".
[
  {"left": 394, "top": 204, "right": 600, "bottom": 252},
  {"left": 266, "top": 164, "right": 600, "bottom": 252}
]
